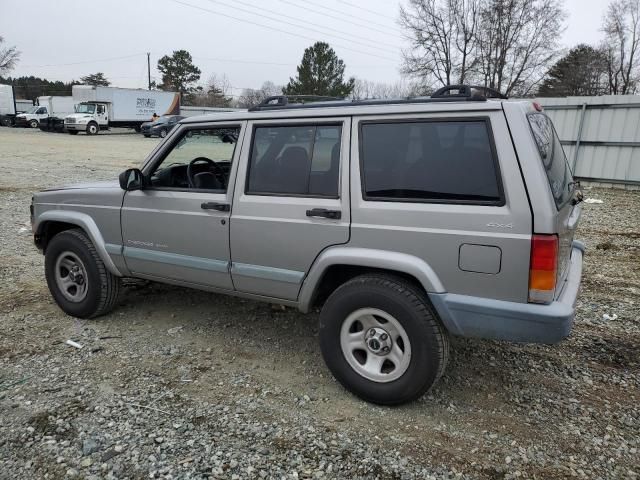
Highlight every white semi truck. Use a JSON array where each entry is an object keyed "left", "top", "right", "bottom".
[
  {"left": 0, "top": 84, "right": 34, "bottom": 126},
  {"left": 14, "top": 96, "right": 75, "bottom": 128},
  {"left": 65, "top": 86, "right": 180, "bottom": 135}
]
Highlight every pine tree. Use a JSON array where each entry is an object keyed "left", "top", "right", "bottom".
[
  {"left": 284, "top": 42, "right": 355, "bottom": 98},
  {"left": 537, "top": 45, "right": 608, "bottom": 97},
  {"left": 157, "top": 50, "right": 201, "bottom": 96},
  {"left": 79, "top": 72, "right": 110, "bottom": 86}
]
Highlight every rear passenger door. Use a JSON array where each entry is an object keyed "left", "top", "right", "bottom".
[{"left": 230, "top": 118, "right": 351, "bottom": 300}]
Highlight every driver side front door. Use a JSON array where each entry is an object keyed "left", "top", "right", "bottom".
[{"left": 120, "top": 122, "right": 245, "bottom": 290}]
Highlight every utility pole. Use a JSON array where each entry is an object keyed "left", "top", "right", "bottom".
[{"left": 147, "top": 52, "right": 151, "bottom": 90}]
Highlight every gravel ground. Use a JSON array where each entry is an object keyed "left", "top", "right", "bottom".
[{"left": 0, "top": 128, "right": 638, "bottom": 479}]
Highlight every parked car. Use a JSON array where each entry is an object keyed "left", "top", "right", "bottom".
[
  {"left": 30, "top": 86, "right": 585, "bottom": 405},
  {"left": 140, "top": 115, "right": 184, "bottom": 138}
]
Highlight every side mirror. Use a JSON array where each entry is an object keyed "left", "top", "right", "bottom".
[{"left": 119, "top": 168, "right": 144, "bottom": 191}]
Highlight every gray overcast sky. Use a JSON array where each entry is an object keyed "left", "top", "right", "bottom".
[{"left": 0, "top": 0, "right": 608, "bottom": 95}]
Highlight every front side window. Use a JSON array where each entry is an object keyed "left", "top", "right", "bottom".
[
  {"left": 37, "top": 107, "right": 47, "bottom": 114},
  {"left": 149, "top": 127, "right": 239, "bottom": 191},
  {"left": 527, "top": 113, "right": 573, "bottom": 208},
  {"left": 247, "top": 124, "right": 342, "bottom": 197},
  {"left": 360, "top": 120, "right": 502, "bottom": 204}
]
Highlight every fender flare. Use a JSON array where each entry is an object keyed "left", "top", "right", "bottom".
[
  {"left": 297, "top": 247, "right": 445, "bottom": 313},
  {"left": 34, "top": 210, "right": 123, "bottom": 277}
]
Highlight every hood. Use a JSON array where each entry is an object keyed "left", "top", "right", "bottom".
[
  {"left": 66, "top": 113, "right": 93, "bottom": 119},
  {"left": 42, "top": 180, "right": 120, "bottom": 192}
]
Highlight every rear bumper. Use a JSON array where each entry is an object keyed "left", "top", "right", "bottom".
[{"left": 430, "top": 242, "right": 584, "bottom": 344}]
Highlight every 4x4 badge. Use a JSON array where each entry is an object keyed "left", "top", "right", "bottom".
[{"left": 486, "top": 222, "right": 513, "bottom": 229}]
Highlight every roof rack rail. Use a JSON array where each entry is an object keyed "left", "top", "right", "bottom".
[
  {"left": 249, "top": 95, "right": 345, "bottom": 111},
  {"left": 431, "top": 85, "right": 508, "bottom": 100},
  {"left": 247, "top": 85, "right": 508, "bottom": 112}
]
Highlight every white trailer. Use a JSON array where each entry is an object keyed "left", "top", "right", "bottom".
[
  {"left": 65, "top": 86, "right": 180, "bottom": 135},
  {"left": 0, "top": 84, "right": 33, "bottom": 126},
  {"left": 15, "top": 96, "right": 75, "bottom": 128}
]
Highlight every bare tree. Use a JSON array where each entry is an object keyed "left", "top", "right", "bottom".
[
  {"left": 475, "top": 0, "right": 566, "bottom": 96},
  {"left": 351, "top": 78, "right": 420, "bottom": 99},
  {"left": 237, "top": 81, "right": 282, "bottom": 108},
  {"left": 191, "top": 74, "right": 233, "bottom": 107},
  {"left": 399, "top": 0, "right": 565, "bottom": 96},
  {"left": 399, "top": 0, "right": 479, "bottom": 88},
  {"left": 602, "top": 0, "right": 640, "bottom": 94},
  {"left": 0, "top": 36, "right": 20, "bottom": 75}
]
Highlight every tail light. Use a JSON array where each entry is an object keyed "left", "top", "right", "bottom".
[{"left": 528, "top": 234, "right": 558, "bottom": 304}]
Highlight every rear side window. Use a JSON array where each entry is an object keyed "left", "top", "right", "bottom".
[
  {"left": 247, "top": 124, "right": 341, "bottom": 197},
  {"left": 360, "top": 120, "right": 502, "bottom": 204},
  {"left": 527, "top": 113, "right": 573, "bottom": 208}
]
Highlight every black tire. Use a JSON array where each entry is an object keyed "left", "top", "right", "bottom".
[
  {"left": 319, "top": 274, "right": 449, "bottom": 405},
  {"left": 29, "top": 119, "right": 39, "bottom": 128},
  {"left": 86, "top": 122, "right": 99, "bottom": 135},
  {"left": 159, "top": 128, "right": 168, "bottom": 138},
  {"left": 44, "top": 229, "right": 120, "bottom": 319},
  {"left": 68, "top": 130, "right": 79, "bottom": 135}
]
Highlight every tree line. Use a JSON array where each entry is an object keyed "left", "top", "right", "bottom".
[{"left": 2, "top": 0, "right": 640, "bottom": 104}]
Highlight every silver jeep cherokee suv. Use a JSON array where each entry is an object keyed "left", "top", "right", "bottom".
[{"left": 31, "top": 86, "right": 585, "bottom": 405}]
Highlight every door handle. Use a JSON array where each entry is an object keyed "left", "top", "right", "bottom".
[
  {"left": 201, "top": 202, "right": 230, "bottom": 212},
  {"left": 306, "top": 208, "right": 341, "bottom": 219}
]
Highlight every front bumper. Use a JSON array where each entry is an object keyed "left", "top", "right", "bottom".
[
  {"left": 64, "top": 123, "right": 86, "bottom": 131},
  {"left": 430, "top": 241, "right": 585, "bottom": 344}
]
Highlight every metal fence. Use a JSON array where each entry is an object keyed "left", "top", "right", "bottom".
[{"left": 536, "top": 95, "right": 640, "bottom": 186}]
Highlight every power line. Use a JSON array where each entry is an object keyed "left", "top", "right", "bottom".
[
  {"left": 203, "top": 0, "right": 401, "bottom": 54},
  {"left": 22, "top": 53, "right": 147, "bottom": 68},
  {"left": 278, "top": 0, "right": 402, "bottom": 39},
  {"left": 337, "top": 0, "right": 393, "bottom": 21},
  {"left": 168, "top": 0, "right": 397, "bottom": 63}
]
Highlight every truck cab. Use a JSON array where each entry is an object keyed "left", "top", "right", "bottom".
[
  {"left": 64, "top": 102, "right": 110, "bottom": 135},
  {"left": 16, "top": 105, "right": 49, "bottom": 128}
]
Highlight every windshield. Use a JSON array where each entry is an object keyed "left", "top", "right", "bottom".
[
  {"left": 27, "top": 106, "right": 39, "bottom": 114},
  {"left": 76, "top": 104, "right": 95, "bottom": 114},
  {"left": 528, "top": 113, "right": 574, "bottom": 208}
]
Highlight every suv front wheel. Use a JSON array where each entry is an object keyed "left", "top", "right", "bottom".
[
  {"left": 44, "top": 229, "right": 120, "bottom": 318},
  {"left": 319, "top": 274, "right": 449, "bottom": 405}
]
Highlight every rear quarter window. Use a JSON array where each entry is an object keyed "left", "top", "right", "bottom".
[
  {"left": 359, "top": 119, "right": 503, "bottom": 205},
  {"left": 527, "top": 113, "right": 573, "bottom": 208}
]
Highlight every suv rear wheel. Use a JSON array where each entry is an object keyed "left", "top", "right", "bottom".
[
  {"left": 319, "top": 274, "right": 449, "bottom": 405},
  {"left": 44, "top": 229, "right": 120, "bottom": 318}
]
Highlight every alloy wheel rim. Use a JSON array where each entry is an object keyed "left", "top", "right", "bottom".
[
  {"left": 339, "top": 308, "right": 412, "bottom": 383},
  {"left": 54, "top": 251, "right": 88, "bottom": 302}
]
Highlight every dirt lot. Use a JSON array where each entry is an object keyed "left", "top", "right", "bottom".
[{"left": 0, "top": 127, "right": 638, "bottom": 479}]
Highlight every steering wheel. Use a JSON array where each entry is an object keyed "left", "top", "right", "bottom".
[{"left": 187, "top": 157, "right": 226, "bottom": 188}]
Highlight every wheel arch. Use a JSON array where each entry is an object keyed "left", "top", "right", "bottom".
[
  {"left": 298, "top": 247, "right": 445, "bottom": 313},
  {"left": 34, "top": 211, "right": 123, "bottom": 276}
]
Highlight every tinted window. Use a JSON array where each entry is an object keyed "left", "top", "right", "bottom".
[
  {"left": 527, "top": 113, "right": 573, "bottom": 208},
  {"left": 360, "top": 120, "right": 502, "bottom": 203},
  {"left": 247, "top": 125, "right": 341, "bottom": 197},
  {"left": 149, "top": 127, "right": 239, "bottom": 191}
]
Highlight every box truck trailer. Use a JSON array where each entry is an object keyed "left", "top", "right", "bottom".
[
  {"left": 65, "top": 86, "right": 180, "bottom": 135},
  {"left": 0, "top": 84, "right": 34, "bottom": 126},
  {"left": 14, "top": 96, "right": 75, "bottom": 128}
]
